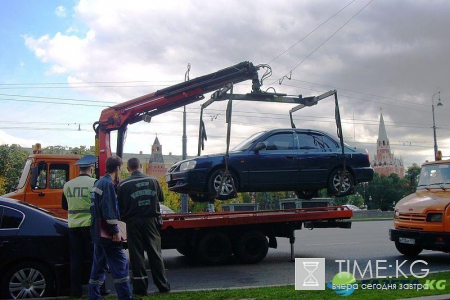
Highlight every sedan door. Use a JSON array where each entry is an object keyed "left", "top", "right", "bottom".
[
  {"left": 296, "top": 131, "right": 341, "bottom": 185},
  {"left": 243, "top": 131, "right": 300, "bottom": 190}
]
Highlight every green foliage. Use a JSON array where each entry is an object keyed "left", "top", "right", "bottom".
[
  {"left": 68, "top": 145, "right": 95, "bottom": 155},
  {"left": 41, "top": 145, "right": 94, "bottom": 155},
  {"left": 41, "top": 145, "right": 67, "bottom": 154},
  {"left": 404, "top": 163, "right": 421, "bottom": 193},
  {"left": 158, "top": 177, "right": 181, "bottom": 212},
  {"left": 0, "top": 144, "right": 30, "bottom": 194},
  {"left": 355, "top": 172, "right": 411, "bottom": 211}
]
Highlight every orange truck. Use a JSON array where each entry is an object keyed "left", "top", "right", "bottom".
[
  {"left": 2, "top": 144, "right": 79, "bottom": 218},
  {"left": 390, "top": 158, "right": 450, "bottom": 256}
]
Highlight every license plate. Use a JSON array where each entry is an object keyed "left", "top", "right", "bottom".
[
  {"left": 164, "top": 174, "right": 171, "bottom": 182},
  {"left": 399, "top": 237, "right": 415, "bottom": 245}
]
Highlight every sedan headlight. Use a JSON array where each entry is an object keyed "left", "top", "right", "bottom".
[
  {"left": 179, "top": 160, "right": 197, "bottom": 171},
  {"left": 426, "top": 213, "right": 443, "bottom": 222}
]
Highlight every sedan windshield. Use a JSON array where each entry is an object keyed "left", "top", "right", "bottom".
[{"left": 232, "top": 131, "right": 266, "bottom": 151}]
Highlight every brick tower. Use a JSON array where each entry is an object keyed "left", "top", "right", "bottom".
[{"left": 371, "top": 111, "right": 404, "bottom": 177}]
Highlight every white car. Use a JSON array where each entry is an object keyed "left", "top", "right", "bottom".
[
  {"left": 160, "top": 204, "right": 175, "bottom": 214},
  {"left": 343, "top": 204, "right": 361, "bottom": 211}
]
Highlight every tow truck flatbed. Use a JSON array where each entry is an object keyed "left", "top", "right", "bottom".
[{"left": 160, "top": 206, "right": 352, "bottom": 265}]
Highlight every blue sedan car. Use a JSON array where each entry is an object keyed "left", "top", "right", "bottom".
[
  {"left": 166, "top": 128, "right": 374, "bottom": 201},
  {"left": 0, "top": 198, "right": 89, "bottom": 299}
]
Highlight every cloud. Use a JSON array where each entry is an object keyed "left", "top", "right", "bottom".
[
  {"left": 55, "top": 5, "right": 67, "bottom": 18},
  {"left": 0, "top": 130, "right": 37, "bottom": 148},
  {"left": 8, "top": 0, "right": 450, "bottom": 167}
]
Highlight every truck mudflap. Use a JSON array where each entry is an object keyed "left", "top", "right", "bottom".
[
  {"left": 390, "top": 229, "right": 450, "bottom": 251},
  {"left": 304, "top": 220, "right": 352, "bottom": 229}
]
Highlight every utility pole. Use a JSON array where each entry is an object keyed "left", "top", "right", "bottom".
[
  {"left": 432, "top": 91, "right": 443, "bottom": 161},
  {"left": 181, "top": 64, "right": 190, "bottom": 213}
]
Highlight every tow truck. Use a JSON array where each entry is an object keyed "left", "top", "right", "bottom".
[
  {"left": 3, "top": 61, "right": 355, "bottom": 264},
  {"left": 390, "top": 154, "right": 450, "bottom": 256}
]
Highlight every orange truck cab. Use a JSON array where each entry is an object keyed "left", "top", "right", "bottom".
[
  {"left": 390, "top": 159, "right": 450, "bottom": 256},
  {"left": 2, "top": 144, "right": 80, "bottom": 218}
]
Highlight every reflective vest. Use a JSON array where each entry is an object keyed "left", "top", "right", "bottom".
[{"left": 63, "top": 175, "right": 97, "bottom": 228}]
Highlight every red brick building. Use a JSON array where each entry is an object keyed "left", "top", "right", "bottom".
[
  {"left": 371, "top": 111, "right": 404, "bottom": 178},
  {"left": 145, "top": 136, "right": 168, "bottom": 179}
]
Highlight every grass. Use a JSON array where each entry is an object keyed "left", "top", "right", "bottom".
[{"left": 101, "top": 271, "right": 450, "bottom": 300}]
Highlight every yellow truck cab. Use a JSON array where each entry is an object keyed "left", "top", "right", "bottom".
[
  {"left": 390, "top": 159, "right": 450, "bottom": 256},
  {"left": 2, "top": 145, "right": 80, "bottom": 218}
]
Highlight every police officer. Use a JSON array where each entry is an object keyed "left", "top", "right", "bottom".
[
  {"left": 117, "top": 157, "right": 170, "bottom": 296},
  {"left": 62, "top": 155, "right": 110, "bottom": 298},
  {"left": 89, "top": 155, "right": 132, "bottom": 300}
]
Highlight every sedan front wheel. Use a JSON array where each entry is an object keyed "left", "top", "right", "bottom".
[{"left": 208, "top": 169, "right": 237, "bottom": 200}]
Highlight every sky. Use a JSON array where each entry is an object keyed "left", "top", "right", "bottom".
[{"left": 1, "top": 0, "right": 450, "bottom": 168}]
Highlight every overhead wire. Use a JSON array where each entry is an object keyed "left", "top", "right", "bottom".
[
  {"left": 276, "top": 0, "right": 375, "bottom": 85},
  {"left": 266, "top": 0, "right": 357, "bottom": 65}
]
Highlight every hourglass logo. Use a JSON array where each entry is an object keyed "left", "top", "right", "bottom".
[{"left": 295, "top": 258, "right": 325, "bottom": 290}]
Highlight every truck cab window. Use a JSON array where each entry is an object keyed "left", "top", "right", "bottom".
[
  {"left": 36, "top": 168, "right": 47, "bottom": 189},
  {"left": 49, "top": 164, "right": 69, "bottom": 189}
]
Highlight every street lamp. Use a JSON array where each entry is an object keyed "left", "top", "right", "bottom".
[{"left": 432, "top": 91, "right": 444, "bottom": 161}]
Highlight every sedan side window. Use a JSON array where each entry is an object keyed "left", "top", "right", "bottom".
[
  {"left": 298, "top": 133, "right": 339, "bottom": 152},
  {"left": 262, "top": 133, "right": 295, "bottom": 151},
  {"left": 0, "top": 206, "right": 24, "bottom": 229}
]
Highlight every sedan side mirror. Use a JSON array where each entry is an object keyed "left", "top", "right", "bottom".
[{"left": 253, "top": 142, "right": 266, "bottom": 152}]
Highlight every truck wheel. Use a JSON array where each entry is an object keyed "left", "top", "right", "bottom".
[
  {"left": 197, "top": 232, "right": 232, "bottom": 265},
  {"left": 395, "top": 241, "right": 423, "bottom": 256},
  {"left": 234, "top": 230, "right": 269, "bottom": 264},
  {"left": 1, "top": 261, "right": 55, "bottom": 299},
  {"left": 327, "top": 169, "right": 354, "bottom": 196},
  {"left": 208, "top": 169, "right": 237, "bottom": 200}
]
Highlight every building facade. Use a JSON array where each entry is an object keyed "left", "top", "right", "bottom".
[
  {"left": 145, "top": 136, "right": 168, "bottom": 179},
  {"left": 371, "top": 112, "right": 404, "bottom": 178}
]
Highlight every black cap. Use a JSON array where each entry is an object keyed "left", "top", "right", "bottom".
[{"left": 75, "top": 155, "right": 97, "bottom": 167}]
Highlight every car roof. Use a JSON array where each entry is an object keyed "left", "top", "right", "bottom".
[{"left": 0, "top": 197, "right": 56, "bottom": 216}]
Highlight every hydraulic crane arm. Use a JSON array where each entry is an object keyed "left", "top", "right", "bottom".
[{"left": 93, "top": 61, "right": 261, "bottom": 177}]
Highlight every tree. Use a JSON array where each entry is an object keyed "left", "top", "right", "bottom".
[
  {"left": 0, "top": 144, "right": 30, "bottom": 194},
  {"left": 158, "top": 177, "right": 181, "bottom": 212},
  {"left": 362, "top": 173, "right": 411, "bottom": 211},
  {"left": 42, "top": 145, "right": 67, "bottom": 154},
  {"left": 405, "top": 163, "right": 421, "bottom": 193}
]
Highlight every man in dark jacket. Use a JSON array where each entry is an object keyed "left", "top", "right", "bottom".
[
  {"left": 89, "top": 156, "right": 132, "bottom": 300},
  {"left": 117, "top": 157, "right": 170, "bottom": 296}
]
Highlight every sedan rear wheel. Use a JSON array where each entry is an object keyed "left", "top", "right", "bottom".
[
  {"left": 1, "top": 262, "right": 55, "bottom": 299},
  {"left": 208, "top": 169, "right": 237, "bottom": 200},
  {"left": 327, "top": 169, "right": 354, "bottom": 196}
]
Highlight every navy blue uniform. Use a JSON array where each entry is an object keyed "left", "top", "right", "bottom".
[{"left": 89, "top": 174, "right": 131, "bottom": 300}]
